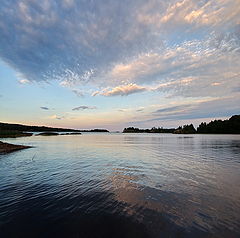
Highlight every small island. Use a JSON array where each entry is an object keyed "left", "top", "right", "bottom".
[
  {"left": 79, "top": 129, "right": 109, "bottom": 132},
  {"left": 36, "top": 132, "right": 82, "bottom": 136},
  {"left": 36, "top": 132, "right": 59, "bottom": 136}
]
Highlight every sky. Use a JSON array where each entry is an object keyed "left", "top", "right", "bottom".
[{"left": 0, "top": 0, "right": 240, "bottom": 131}]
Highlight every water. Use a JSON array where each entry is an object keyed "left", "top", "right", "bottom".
[{"left": 0, "top": 133, "right": 239, "bottom": 237}]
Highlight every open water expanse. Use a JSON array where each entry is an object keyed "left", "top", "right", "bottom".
[{"left": 0, "top": 133, "right": 239, "bottom": 238}]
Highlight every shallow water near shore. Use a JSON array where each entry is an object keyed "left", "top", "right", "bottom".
[{"left": 0, "top": 133, "right": 240, "bottom": 237}]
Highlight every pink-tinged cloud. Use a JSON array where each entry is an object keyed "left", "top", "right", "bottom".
[
  {"left": 18, "top": 79, "right": 30, "bottom": 84},
  {"left": 93, "top": 83, "right": 147, "bottom": 96}
]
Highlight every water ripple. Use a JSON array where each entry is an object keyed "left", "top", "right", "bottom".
[{"left": 0, "top": 133, "right": 239, "bottom": 237}]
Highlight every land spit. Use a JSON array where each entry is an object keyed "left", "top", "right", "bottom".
[{"left": 0, "top": 141, "right": 32, "bottom": 154}]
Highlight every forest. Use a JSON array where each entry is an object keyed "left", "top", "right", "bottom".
[{"left": 123, "top": 115, "right": 240, "bottom": 134}]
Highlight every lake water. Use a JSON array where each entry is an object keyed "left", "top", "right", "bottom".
[{"left": 0, "top": 133, "right": 239, "bottom": 237}]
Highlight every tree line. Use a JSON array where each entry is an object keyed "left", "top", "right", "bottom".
[{"left": 123, "top": 115, "right": 240, "bottom": 134}]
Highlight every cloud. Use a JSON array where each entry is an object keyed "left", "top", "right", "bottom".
[
  {"left": 153, "top": 105, "right": 192, "bottom": 114},
  {"left": 107, "top": 52, "right": 172, "bottom": 84},
  {"left": 118, "top": 109, "right": 126, "bottom": 112},
  {"left": 136, "top": 108, "right": 144, "bottom": 112},
  {"left": 133, "top": 95, "right": 240, "bottom": 124},
  {"left": 93, "top": 83, "right": 147, "bottom": 96},
  {"left": 0, "top": 0, "right": 152, "bottom": 83},
  {"left": 49, "top": 115, "right": 64, "bottom": 120},
  {"left": 62, "top": 0, "right": 75, "bottom": 8},
  {"left": 72, "top": 89, "right": 84, "bottom": 97},
  {"left": 18, "top": 79, "right": 30, "bottom": 84},
  {"left": 72, "top": 106, "right": 97, "bottom": 111},
  {"left": 137, "top": 0, "right": 240, "bottom": 30},
  {"left": 40, "top": 106, "right": 49, "bottom": 110},
  {"left": 1, "top": 0, "right": 238, "bottom": 87},
  {"left": 102, "top": 31, "right": 240, "bottom": 98},
  {"left": 0, "top": 0, "right": 239, "bottom": 125}
]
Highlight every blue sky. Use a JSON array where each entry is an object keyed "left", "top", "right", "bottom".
[{"left": 0, "top": 0, "right": 239, "bottom": 130}]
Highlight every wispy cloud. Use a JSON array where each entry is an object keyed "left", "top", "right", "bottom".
[
  {"left": 40, "top": 106, "right": 49, "bottom": 110},
  {"left": 132, "top": 96, "right": 240, "bottom": 125},
  {"left": 102, "top": 34, "right": 240, "bottom": 98},
  {"left": 72, "top": 89, "right": 84, "bottom": 97},
  {"left": 136, "top": 108, "right": 144, "bottom": 112},
  {"left": 1, "top": 0, "right": 239, "bottom": 91},
  {"left": 0, "top": 0, "right": 239, "bottom": 127},
  {"left": 137, "top": 0, "right": 240, "bottom": 30},
  {"left": 93, "top": 84, "right": 147, "bottom": 96},
  {"left": 0, "top": 0, "right": 149, "bottom": 83},
  {"left": 18, "top": 79, "right": 30, "bottom": 84},
  {"left": 72, "top": 106, "right": 97, "bottom": 111},
  {"left": 153, "top": 105, "right": 192, "bottom": 114},
  {"left": 49, "top": 115, "right": 64, "bottom": 120}
]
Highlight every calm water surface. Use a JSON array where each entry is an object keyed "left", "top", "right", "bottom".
[{"left": 0, "top": 133, "right": 240, "bottom": 237}]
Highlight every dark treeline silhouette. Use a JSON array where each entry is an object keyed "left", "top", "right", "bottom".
[
  {"left": 123, "top": 127, "right": 175, "bottom": 133},
  {"left": 0, "top": 122, "right": 81, "bottom": 132},
  {"left": 174, "top": 124, "right": 196, "bottom": 134},
  {"left": 0, "top": 122, "right": 109, "bottom": 133},
  {"left": 1, "top": 115, "right": 239, "bottom": 135},
  {"left": 81, "top": 129, "right": 109, "bottom": 132},
  {"left": 196, "top": 115, "right": 240, "bottom": 134},
  {"left": 123, "top": 115, "right": 240, "bottom": 134}
]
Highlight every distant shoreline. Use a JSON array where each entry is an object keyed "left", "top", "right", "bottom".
[
  {"left": 123, "top": 115, "right": 240, "bottom": 134},
  {"left": 0, "top": 122, "right": 109, "bottom": 133},
  {"left": 0, "top": 122, "right": 109, "bottom": 138},
  {"left": 0, "top": 114, "right": 239, "bottom": 137}
]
